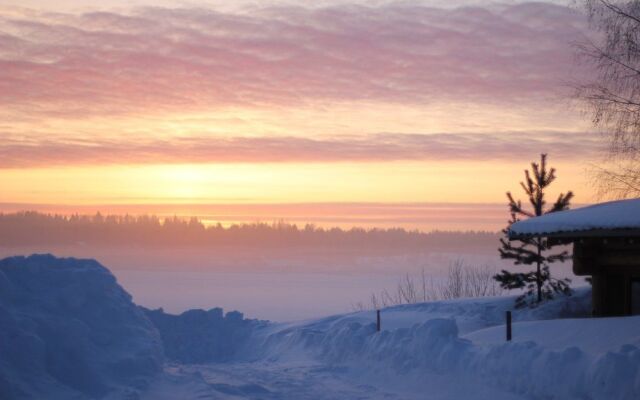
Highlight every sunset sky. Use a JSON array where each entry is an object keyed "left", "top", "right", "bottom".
[{"left": 0, "top": 0, "right": 603, "bottom": 230}]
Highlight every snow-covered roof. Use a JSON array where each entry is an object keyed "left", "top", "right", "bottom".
[{"left": 509, "top": 198, "right": 640, "bottom": 238}]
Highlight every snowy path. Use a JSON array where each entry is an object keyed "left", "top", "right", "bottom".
[{"left": 143, "top": 361, "right": 526, "bottom": 400}]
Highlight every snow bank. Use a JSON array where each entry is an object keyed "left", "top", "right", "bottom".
[
  {"left": 269, "top": 316, "right": 640, "bottom": 399},
  {"left": 253, "top": 289, "right": 639, "bottom": 399},
  {"left": 3, "top": 254, "right": 639, "bottom": 400},
  {"left": 261, "top": 287, "right": 591, "bottom": 342},
  {"left": 0, "top": 254, "right": 163, "bottom": 400},
  {"left": 144, "top": 307, "right": 266, "bottom": 363},
  {"left": 466, "top": 315, "right": 640, "bottom": 353}
]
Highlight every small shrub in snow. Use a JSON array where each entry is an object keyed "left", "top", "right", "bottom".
[{"left": 354, "top": 260, "right": 504, "bottom": 310}]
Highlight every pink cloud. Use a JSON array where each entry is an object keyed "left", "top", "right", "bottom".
[
  {"left": 0, "top": 131, "right": 603, "bottom": 167},
  {"left": 0, "top": 2, "right": 590, "bottom": 117}
]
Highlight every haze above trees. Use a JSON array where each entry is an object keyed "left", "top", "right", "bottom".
[{"left": 0, "top": 211, "right": 497, "bottom": 251}]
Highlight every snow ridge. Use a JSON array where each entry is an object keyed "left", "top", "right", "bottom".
[
  {"left": 0, "top": 254, "right": 163, "bottom": 400},
  {"left": 264, "top": 316, "right": 640, "bottom": 399},
  {"left": 143, "top": 307, "right": 266, "bottom": 363},
  {"left": 251, "top": 290, "right": 639, "bottom": 400}
]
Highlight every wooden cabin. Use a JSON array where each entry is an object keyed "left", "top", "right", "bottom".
[{"left": 508, "top": 199, "right": 640, "bottom": 317}]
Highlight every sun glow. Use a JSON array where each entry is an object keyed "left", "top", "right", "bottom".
[{"left": 0, "top": 160, "right": 591, "bottom": 207}]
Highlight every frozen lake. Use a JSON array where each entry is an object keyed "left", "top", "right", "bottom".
[
  {"left": 0, "top": 244, "right": 576, "bottom": 321},
  {"left": 116, "top": 269, "right": 402, "bottom": 321}
]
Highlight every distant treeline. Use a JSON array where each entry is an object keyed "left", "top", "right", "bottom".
[{"left": 0, "top": 211, "right": 499, "bottom": 249}]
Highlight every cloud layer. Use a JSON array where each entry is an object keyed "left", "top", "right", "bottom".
[
  {"left": 0, "top": 131, "right": 602, "bottom": 167},
  {"left": 0, "top": 2, "right": 588, "bottom": 117},
  {"left": 0, "top": 2, "right": 601, "bottom": 169}
]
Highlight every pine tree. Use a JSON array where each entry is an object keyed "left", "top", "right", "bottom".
[{"left": 494, "top": 154, "right": 574, "bottom": 308}]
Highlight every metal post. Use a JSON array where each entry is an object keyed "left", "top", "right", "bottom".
[
  {"left": 506, "top": 311, "right": 512, "bottom": 341},
  {"left": 376, "top": 309, "right": 381, "bottom": 332}
]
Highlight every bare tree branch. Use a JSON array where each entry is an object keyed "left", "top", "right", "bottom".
[{"left": 576, "top": 1, "right": 640, "bottom": 197}]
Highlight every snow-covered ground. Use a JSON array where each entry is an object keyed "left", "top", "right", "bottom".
[
  {"left": 2, "top": 254, "right": 639, "bottom": 400},
  {"left": 143, "top": 282, "right": 640, "bottom": 400}
]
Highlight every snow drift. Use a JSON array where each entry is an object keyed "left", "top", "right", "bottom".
[
  {"left": 143, "top": 307, "right": 265, "bottom": 363},
  {"left": 284, "top": 316, "right": 640, "bottom": 399},
  {"left": 2, "top": 254, "right": 640, "bottom": 400},
  {"left": 250, "top": 289, "right": 640, "bottom": 400},
  {"left": 0, "top": 254, "right": 163, "bottom": 399}
]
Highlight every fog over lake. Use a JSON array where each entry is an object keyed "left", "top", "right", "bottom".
[{"left": 0, "top": 243, "right": 577, "bottom": 321}]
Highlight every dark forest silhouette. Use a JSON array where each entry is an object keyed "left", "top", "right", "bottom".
[{"left": 0, "top": 211, "right": 498, "bottom": 250}]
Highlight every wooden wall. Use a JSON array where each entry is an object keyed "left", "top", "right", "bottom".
[{"left": 573, "top": 239, "right": 640, "bottom": 316}]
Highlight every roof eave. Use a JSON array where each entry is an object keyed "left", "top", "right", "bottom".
[{"left": 509, "top": 228, "right": 640, "bottom": 241}]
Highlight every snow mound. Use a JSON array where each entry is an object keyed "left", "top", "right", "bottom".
[
  {"left": 144, "top": 307, "right": 266, "bottom": 363},
  {"left": 262, "top": 287, "right": 591, "bottom": 342},
  {"left": 263, "top": 314, "right": 639, "bottom": 399},
  {"left": 249, "top": 288, "right": 639, "bottom": 399},
  {"left": 0, "top": 254, "right": 163, "bottom": 400},
  {"left": 3, "top": 254, "right": 639, "bottom": 400}
]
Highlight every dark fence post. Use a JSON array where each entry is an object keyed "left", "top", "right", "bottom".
[
  {"left": 376, "top": 309, "right": 381, "bottom": 332},
  {"left": 506, "top": 311, "right": 512, "bottom": 341}
]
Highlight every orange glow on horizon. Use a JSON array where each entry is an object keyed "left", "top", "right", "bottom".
[{"left": 0, "top": 160, "right": 593, "bottom": 206}]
